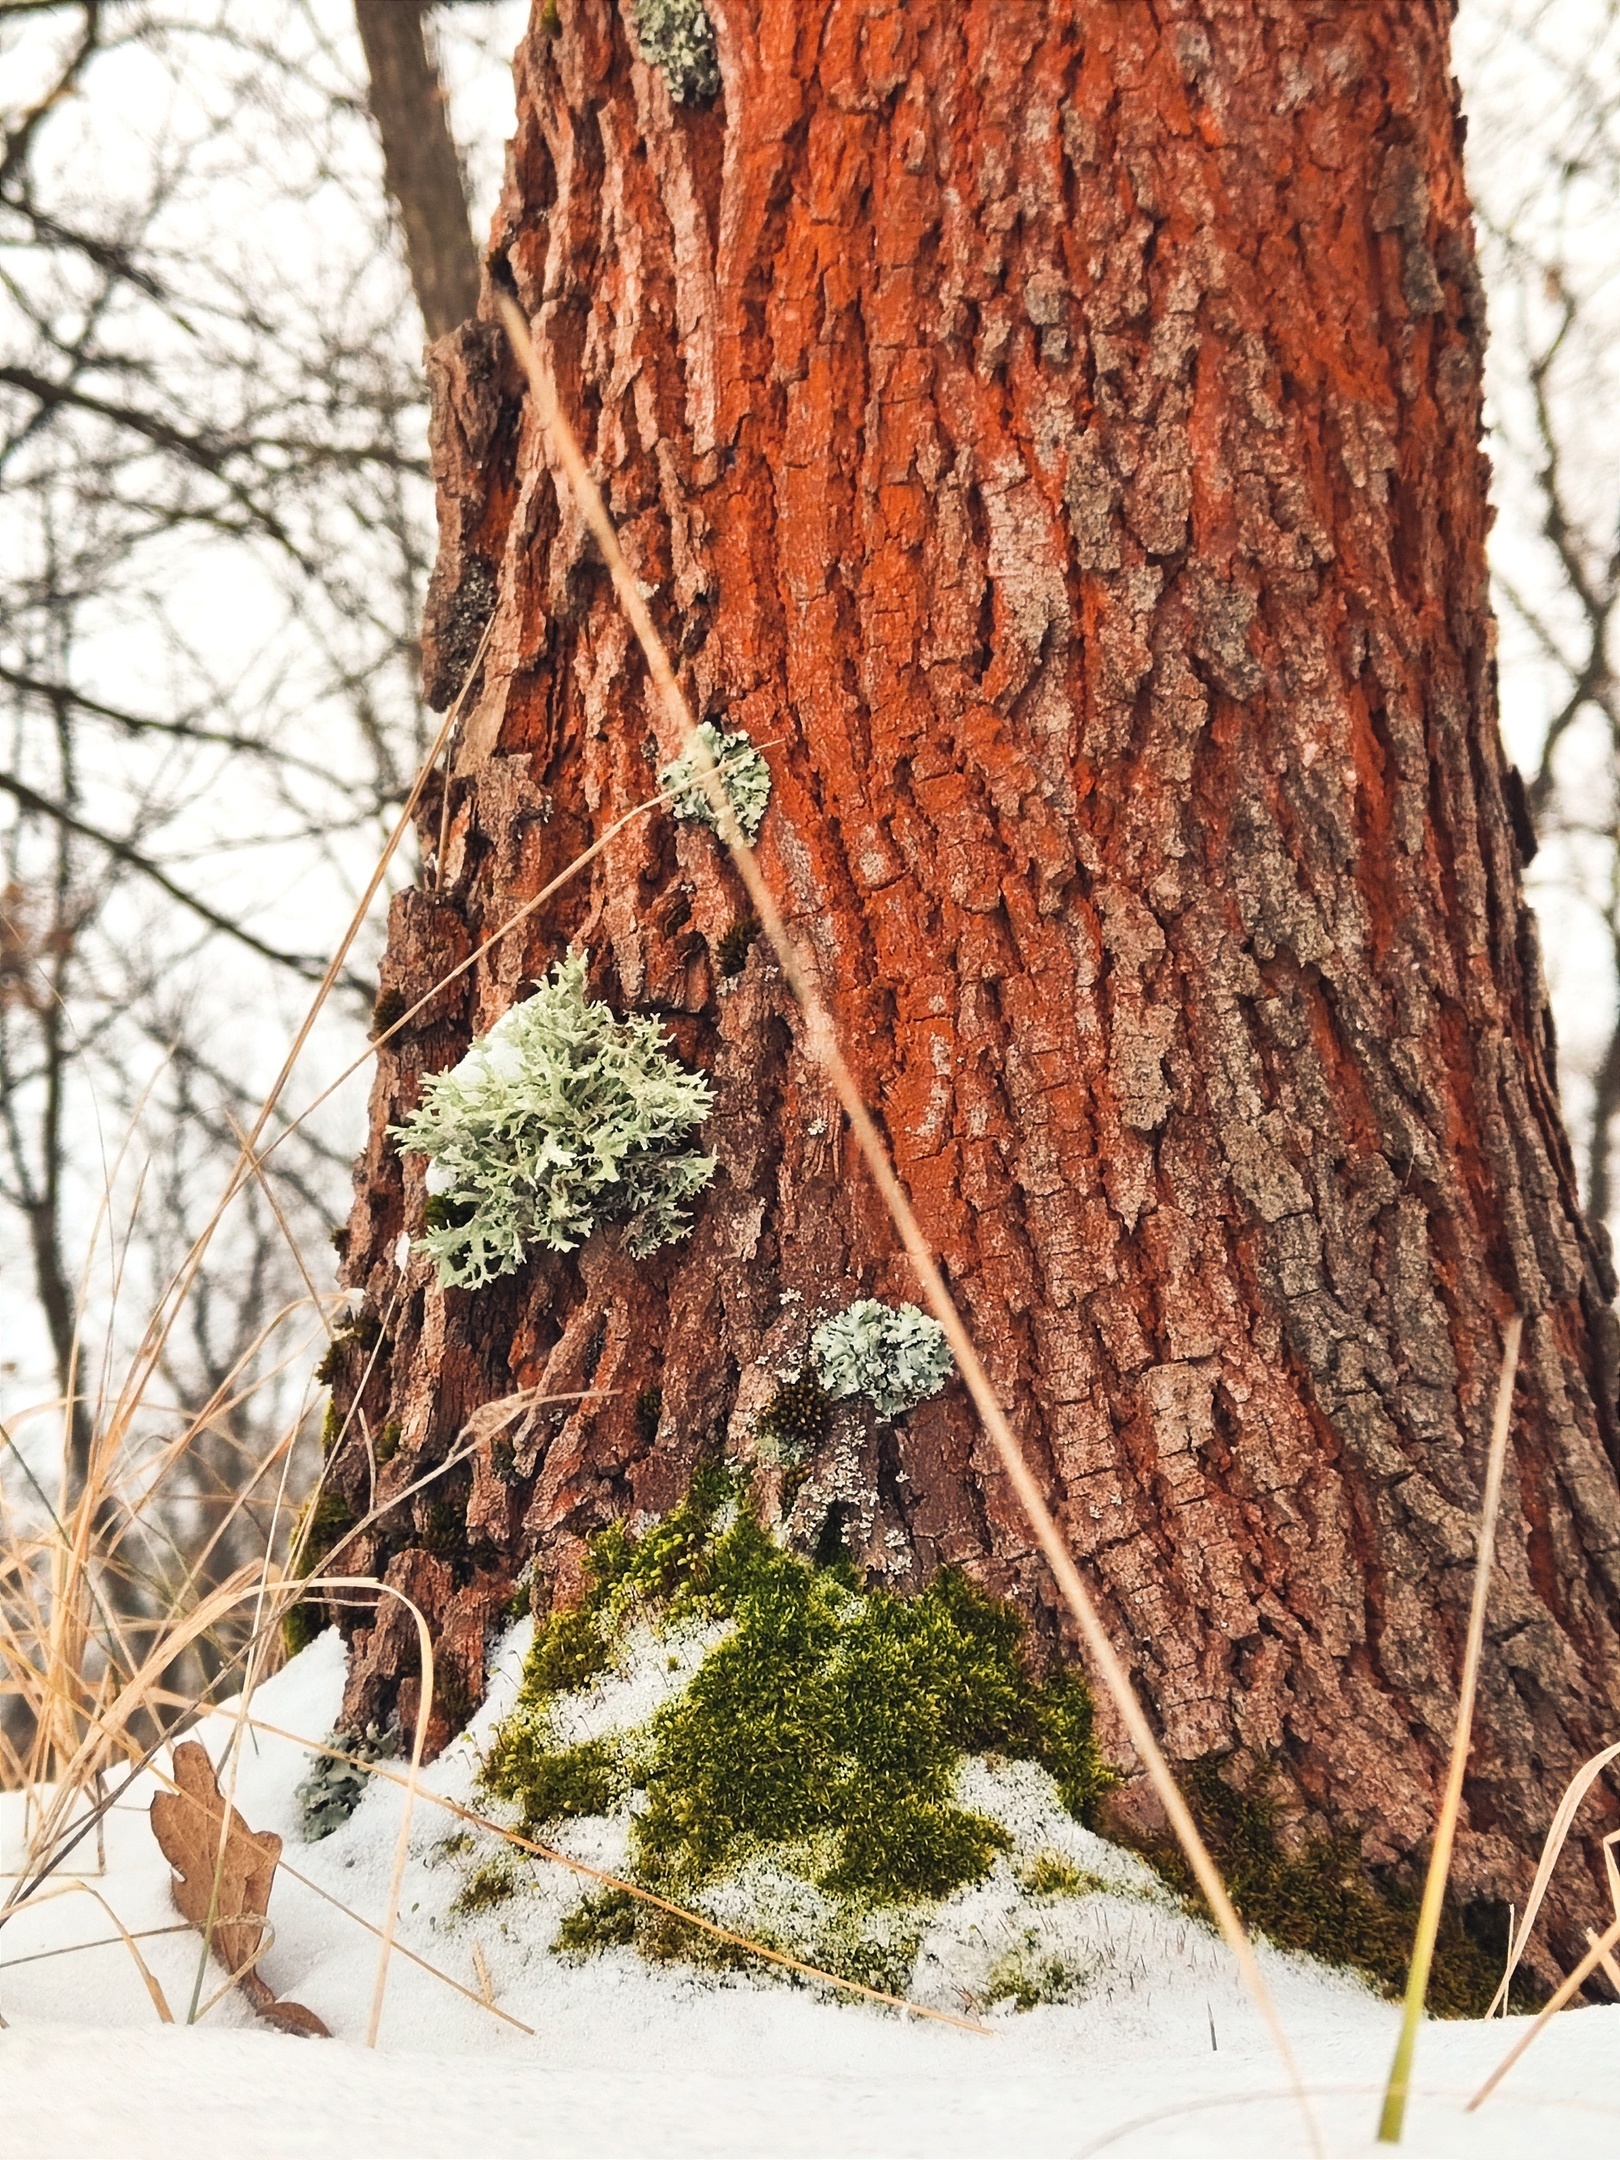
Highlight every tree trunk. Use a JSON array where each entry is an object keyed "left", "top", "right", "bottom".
[
  {"left": 354, "top": 0, "right": 481, "bottom": 342},
  {"left": 324, "top": 0, "right": 1620, "bottom": 1964}
]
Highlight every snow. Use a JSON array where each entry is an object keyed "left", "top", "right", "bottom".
[{"left": 3, "top": 1633, "right": 1617, "bottom": 2158}]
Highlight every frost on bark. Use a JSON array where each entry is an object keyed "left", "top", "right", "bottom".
[{"left": 321, "top": 0, "right": 1620, "bottom": 1962}]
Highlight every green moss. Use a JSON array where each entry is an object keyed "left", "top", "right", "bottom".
[
  {"left": 452, "top": 1858, "right": 518, "bottom": 1917},
  {"left": 281, "top": 1601, "right": 319, "bottom": 1659},
  {"left": 985, "top": 1940, "right": 1091, "bottom": 2011},
  {"left": 1015, "top": 1849, "right": 1105, "bottom": 1898},
  {"left": 486, "top": 1733, "right": 630, "bottom": 1824},
  {"left": 1141, "top": 1756, "right": 1537, "bottom": 2018},
  {"left": 587, "top": 1459, "right": 739, "bottom": 1612},
  {"left": 482, "top": 1471, "right": 1112, "bottom": 1992},
  {"left": 420, "top": 1496, "right": 466, "bottom": 1559},
  {"left": 757, "top": 1371, "right": 831, "bottom": 1459},
  {"left": 556, "top": 1887, "right": 642, "bottom": 1956},
  {"left": 314, "top": 1311, "right": 382, "bottom": 1390},
  {"left": 529, "top": 1601, "right": 611, "bottom": 1696},
  {"left": 292, "top": 1486, "right": 352, "bottom": 1577},
  {"left": 630, "top": 1557, "right": 1032, "bottom": 1901},
  {"left": 374, "top": 1419, "right": 402, "bottom": 1465}
]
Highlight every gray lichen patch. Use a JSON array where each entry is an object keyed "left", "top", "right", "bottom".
[
  {"left": 295, "top": 1722, "right": 393, "bottom": 1842},
  {"left": 811, "top": 1299, "right": 952, "bottom": 1419},
  {"left": 660, "top": 721, "right": 771, "bottom": 842},
  {"left": 632, "top": 0, "right": 721, "bottom": 104},
  {"left": 389, "top": 952, "right": 714, "bottom": 1288}
]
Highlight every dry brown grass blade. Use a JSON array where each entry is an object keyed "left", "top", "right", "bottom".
[
  {"left": 1468, "top": 1906, "right": 1620, "bottom": 2111},
  {"left": 297, "top": 1575, "right": 434, "bottom": 2048},
  {"left": 238, "top": 1710, "right": 991, "bottom": 2033},
  {"left": 1585, "top": 1927, "right": 1620, "bottom": 1997},
  {"left": 1487, "top": 1735, "right": 1620, "bottom": 2016},
  {"left": 495, "top": 292, "right": 1311, "bottom": 2140},
  {"left": 96, "top": 614, "right": 495, "bottom": 1475},
  {"left": 1377, "top": 1315, "right": 1521, "bottom": 2143},
  {"left": 14, "top": 1879, "right": 175, "bottom": 2023},
  {"left": 10, "top": 1560, "right": 269, "bottom": 1893},
  {"left": 0, "top": 1922, "right": 192, "bottom": 1973},
  {"left": 271, "top": 1851, "right": 534, "bottom": 2036}
]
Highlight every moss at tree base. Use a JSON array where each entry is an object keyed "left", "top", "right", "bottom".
[
  {"left": 1123, "top": 1755, "right": 1539, "bottom": 2018},
  {"left": 478, "top": 1467, "right": 1112, "bottom": 1985}
]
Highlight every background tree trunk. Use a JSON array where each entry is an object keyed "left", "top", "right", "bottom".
[
  {"left": 354, "top": 0, "right": 481, "bottom": 342},
  {"left": 324, "top": 0, "right": 1620, "bottom": 1962}
]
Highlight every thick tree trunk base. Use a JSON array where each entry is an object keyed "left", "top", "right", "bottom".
[{"left": 318, "top": 0, "right": 1620, "bottom": 1979}]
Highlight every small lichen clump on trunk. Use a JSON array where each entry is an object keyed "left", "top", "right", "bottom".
[
  {"left": 295, "top": 1722, "right": 393, "bottom": 1841},
  {"left": 660, "top": 721, "right": 771, "bottom": 842},
  {"left": 389, "top": 952, "right": 715, "bottom": 1288},
  {"left": 631, "top": 0, "right": 720, "bottom": 104},
  {"left": 811, "top": 1299, "right": 952, "bottom": 1418},
  {"left": 478, "top": 1468, "right": 1109, "bottom": 1988}
]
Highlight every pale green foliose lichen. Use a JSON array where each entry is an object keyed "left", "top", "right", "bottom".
[
  {"left": 660, "top": 722, "right": 771, "bottom": 843},
  {"left": 632, "top": 0, "right": 721, "bottom": 103},
  {"left": 390, "top": 952, "right": 715, "bottom": 1289},
  {"left": 811, "top": 1299, "right": 953, "bottom": 1419}
]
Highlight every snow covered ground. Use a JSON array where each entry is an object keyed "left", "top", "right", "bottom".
[{"left": 2, "top": 1632, "right": 1616, "bottom": 2158}]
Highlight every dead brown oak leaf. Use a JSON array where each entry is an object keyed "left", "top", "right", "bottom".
[{"left": 150, "top": 1740, "right": 329, "bottom": 2037}]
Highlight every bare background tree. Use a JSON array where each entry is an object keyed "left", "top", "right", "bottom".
[
  {"left": 0, "top": 0, "right": 523, "bottom": 1721},
  {"left": 1459, "top": 0, "right": 1620, "bottom": 1228}
]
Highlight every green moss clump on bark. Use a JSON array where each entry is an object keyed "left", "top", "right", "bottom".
[
  {"left": 1138, "top": 1756, "right": 1538, "bottom": 2018},
  {"left": 480, "top": 1469, "right": 1112, "bottom": 1971}
]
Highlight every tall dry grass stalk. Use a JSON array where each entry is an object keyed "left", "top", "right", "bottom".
[
  {"left": 1376, "top": 1314, "right": 1521, "bottom": 2143},
  {"left": 2, "top": 615, "right": 499, "bottom": 1872},
  {"left": 1487, "top": 1735, "right": 1620, "bottom": 2016},
  {"left": 1469, "top": 1905, "right": 1620, "bottom": 2111},
  {"left": 493, "top": 293, "right": 1317, "bottom": 2149}
]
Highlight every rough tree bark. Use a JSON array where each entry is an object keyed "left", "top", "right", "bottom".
[
  {"left": 354, "top": 0, "right": 481, "bottom": 342},
  {"left": 322, "top": 0, "right": 1620, "bottom": 1963}
]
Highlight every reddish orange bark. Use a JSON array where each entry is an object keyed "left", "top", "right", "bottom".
[{"left": 322, "top": 0, "right": 1620, "bottom": 1962}]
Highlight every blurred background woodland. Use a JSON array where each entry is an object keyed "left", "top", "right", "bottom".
[{"left": 3, "top": 0, "right": 1620, "bottom": 1744}]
